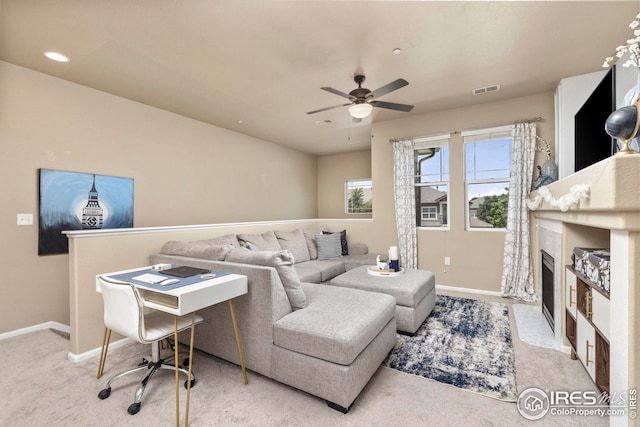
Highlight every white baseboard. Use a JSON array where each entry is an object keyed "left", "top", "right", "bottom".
[
  {"left": 559, "top": 344, "right": 572, "bottom": 354},
  {"left": 68, "top": 337, "right": 133, "bottom": 363},
  {"left": 436, "top": 284, "right": 502, "bottom": 297},
  {"left": 0, "top": 321, "right": 133, "bottom": 364},
  {"left": 0, "top": 321, "right": 70, "bottom": 341}
]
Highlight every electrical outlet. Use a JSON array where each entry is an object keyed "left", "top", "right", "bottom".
[
  {"left": 17, "top": 213, "right": 33, "bottom": 226},
  {"left": 444, "top": 256, "right": 451, "bottom": 266}
]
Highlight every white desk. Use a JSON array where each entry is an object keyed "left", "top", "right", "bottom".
[{"left": 96, "top": 266, "right": 248, "bottom": 426}]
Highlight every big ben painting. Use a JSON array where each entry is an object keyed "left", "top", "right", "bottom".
[{"left": 38, "top": 169, "right": 134, "bottom": 255}]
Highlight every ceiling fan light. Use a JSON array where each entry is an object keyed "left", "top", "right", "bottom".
[{"left": 348, "top": 103, "right": 373, "bottom": 119}]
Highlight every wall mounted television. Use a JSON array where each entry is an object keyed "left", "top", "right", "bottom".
[{"left": 574, "top": 67, "right": 616, "bottom": 172}]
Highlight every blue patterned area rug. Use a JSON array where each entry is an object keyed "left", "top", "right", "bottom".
[{"left": 382, "top": 294, "right": 517, "bottom": 402}]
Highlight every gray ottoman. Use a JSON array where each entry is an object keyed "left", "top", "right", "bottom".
[{"left": 329, "top": 266, "right": 436, "bottom": 334}]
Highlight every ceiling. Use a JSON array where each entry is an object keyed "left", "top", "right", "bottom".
[{"left": 1, "top": 1, "right": 637, "bottom": 155}]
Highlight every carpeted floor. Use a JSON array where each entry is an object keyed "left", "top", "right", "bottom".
[
  {"left": 383, "top": 295, "right": 516, "bottom": 401},
  {"left": 0, "top": 290, "right": 609, "bottom": 426}
]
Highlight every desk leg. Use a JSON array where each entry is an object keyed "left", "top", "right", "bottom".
[
  {"left": 185, "top": 312, "right": 195, "bottom": 426},
  {"left": 174, "top": 316, "right": 179, "bottom": 427},
  {"left": 228, "top": 300, "right": 248, "bottom": 385},
  {"left": 97, "top": 327, "right": 111, "bottom": 379}
]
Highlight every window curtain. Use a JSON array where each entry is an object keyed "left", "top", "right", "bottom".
[
  {"left": 392, "top": 139, "right": 417, "bottom": 269},
  {"left": 501, "top": 122, "right": 536, "bottom": 302}
]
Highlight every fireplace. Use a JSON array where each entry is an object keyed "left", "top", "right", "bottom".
[{"left": 541, "top": 250, "right": 554, "bottom": 331}]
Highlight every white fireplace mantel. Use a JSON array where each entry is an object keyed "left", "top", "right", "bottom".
[{"left": 531, "top": 154, "right": 640, "bottom": 230}]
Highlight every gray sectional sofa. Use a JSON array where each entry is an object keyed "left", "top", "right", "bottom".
[{"left": 149, "top": 227, "right": 397, "bottom": 412}]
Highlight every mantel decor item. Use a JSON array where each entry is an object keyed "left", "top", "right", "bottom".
[
  {"left": 38, "top": 168, "right": 134, "bottom": 255},
  {"left": 605, "top": 96, "right": 640, "bottom": 155},
  {"left": 602, "top": 11, "right": 640, "bottom": 155},
  {"left": 532, "top": 135, "right": 558, "bottom": 189},
  {"left": 527, "top": 184, "right": 590, "bottom": 212}
]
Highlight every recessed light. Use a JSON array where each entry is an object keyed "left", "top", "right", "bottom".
[
  {"left": 44, "top": 51, "right": 70, "bottom": 62},
  {"left": 392, "top": 48, "right": 402, "bottom": 55},
  {"left": 237, "top": 120, "right": 244, "bottom": 124}
]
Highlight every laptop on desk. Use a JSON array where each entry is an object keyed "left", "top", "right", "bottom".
[{"left": 161, "top": 266, "right": 210, "bottom": 278}]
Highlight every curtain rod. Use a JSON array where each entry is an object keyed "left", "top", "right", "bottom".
[{"left": 389, "top": 116, "right": 543, "bottom": 142}]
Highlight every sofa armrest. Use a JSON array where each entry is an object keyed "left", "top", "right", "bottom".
[{"left": 348, "top": 242, "right": 368, "bottom": 255}]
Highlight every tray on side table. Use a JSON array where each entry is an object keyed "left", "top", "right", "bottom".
[{"left": 367, "top": 266, "right": 404, "bottom": 277}]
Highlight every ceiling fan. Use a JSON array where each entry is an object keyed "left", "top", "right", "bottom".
[{"left": 307, "top": 75, "right": 414, "bottom": 119}]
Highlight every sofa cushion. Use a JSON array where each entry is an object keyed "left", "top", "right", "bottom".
[
  {"left": 315, "top": 232, "right": 342, "bottom": 260},
  {"left": 323, "top": 230, "right": 349, "bottom": 255},
  {"left": 273, "top": 283, "right": 396, "bottom": 365},
  {"left": 206, "top": 233, "right": 241, "bottom": 247},
  {"left": 160, "top": 240, "right": 234, "bottom": 261},
  {"left": 342, "top": 253, "right": 378, "bottom": 271},
  {"left": 295, "top": 260, "right": 345, "bottom": 283},
  {"left": 293, "top": 263, "right": 322, "bottom": 283},
  {"left": 225, "top": 247, "right": 306, "bottom": 309},
  {"left": 274, "top": 229, "right": 311, "bottom": 263},
  {"left": 237, "top": 231, "right": 281, "bottom": 251}
]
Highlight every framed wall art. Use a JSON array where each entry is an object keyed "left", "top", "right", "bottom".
[{"left": 38, "top": 168, "right": 134, "bottom": 255}]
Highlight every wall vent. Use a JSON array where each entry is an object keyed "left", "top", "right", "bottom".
[{"left": 472, "top": 84, "right": 501, "bottom": 95}]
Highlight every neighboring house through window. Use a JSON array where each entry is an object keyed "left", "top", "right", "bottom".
[
  {"left": 463, "top": 126, "right": 512, "bottom": 230},
  {"left": 414, "top": 134, "right": 450, "bottom": 228}
]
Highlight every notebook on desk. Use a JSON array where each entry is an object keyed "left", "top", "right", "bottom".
[{"left": 161, "top": 265, "right": 210, "bottom": 278}]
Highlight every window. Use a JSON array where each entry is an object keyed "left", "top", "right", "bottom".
[
  {"left": 414, "top": 134, "right": 450, "bottom": 227},
  {"left": 421, "top": 206, "right": 437, "bottom": 220},
  {"left": 345, "top": 179, "right": 372, "bottom": 214},
  {"left": 463, "top": 126, "right": 512, "bottom": 230}
]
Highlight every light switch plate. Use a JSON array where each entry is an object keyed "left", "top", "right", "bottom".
[{"left": 17, "top": 213, "right": 33, "bottom": 226}]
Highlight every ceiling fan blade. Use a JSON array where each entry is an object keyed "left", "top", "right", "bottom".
[
  {"left": 369, "top": 100, "right": 414, "bottom": 112},
  {"left": 306, "top": 102, "right": 352, "bottom": 115},
  {"left": 371, "top": 79, "right": 409, "bottom": 99},
  {"left": 321, "top": 87, "right": 354, "bottom": 100}
]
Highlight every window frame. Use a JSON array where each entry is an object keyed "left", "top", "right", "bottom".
[
  {"left": 462, "top": 126, "right": 512, "bottom": 231},
  {"left": 414, "top": 134, "right": 450, "bottom": 229}
]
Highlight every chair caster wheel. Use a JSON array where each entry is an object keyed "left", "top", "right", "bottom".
[
  {"left": 98, "top": 388, "right": 111, "bottom": 400},
  {"left": 127, "top": 402, "right": 141, "bottom": 415},
  {"left": 184, "top": 378, "right": 196, "bottom": 389}
]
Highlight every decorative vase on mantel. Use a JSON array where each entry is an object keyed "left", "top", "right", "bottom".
[{"left": 541, "top": 158, "right": 558, "bottom": 182}]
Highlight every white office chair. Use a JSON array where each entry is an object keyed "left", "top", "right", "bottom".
[{"left": 96, "top": 275, "right": 203, "bottom": 415}]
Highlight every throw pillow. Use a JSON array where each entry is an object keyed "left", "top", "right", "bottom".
[
  {"left": 323, "top": 229, "right": 349, "bottom": 255},
  {"left": 225, "top": 247, "right": 307, "bottom": 309},
  {"left": 237, "top": 230, "right": 281, "bottom": 251},
  {"left": 160, "top": 240, "right": 233, "bottom": 261},
  {"left": 315, "top": 232, "right": 342, "bottom": 260},
  {"left": 274, "top": 229, "right": 311, "bottom": 263},
  {"left": 302, "top": 228, "right": 321, "bottom": 260}
]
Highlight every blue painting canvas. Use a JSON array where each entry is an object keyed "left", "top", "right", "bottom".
[{"left": 38, "top": 168, "right": 134, "bottom": 255}]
